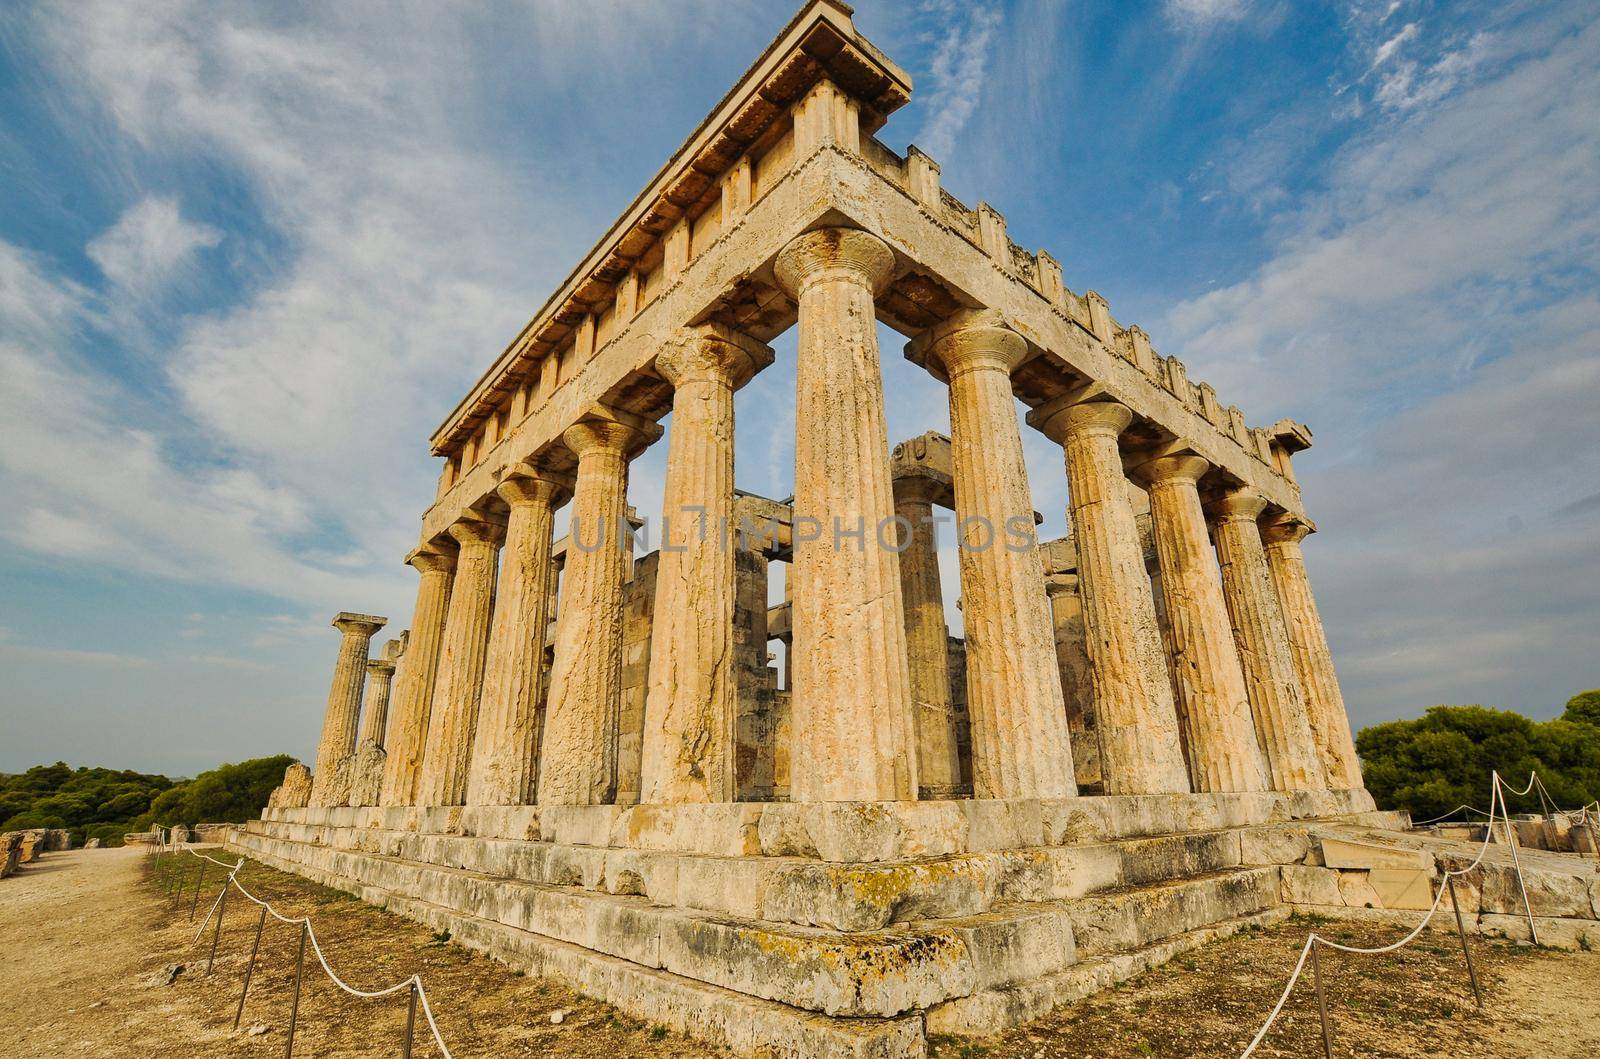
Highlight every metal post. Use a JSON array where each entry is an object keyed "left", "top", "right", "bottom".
[
  {"left": 207, "top": 881, "right": 230, "bottom": 974},
  {"left": 285, "top": 920, "right": 308, "bottom": 1059},
  {"left": 189, "top": 860, "right": 207, "bottom": 921},
  {"left": 1447, "top": 875, "right": 1484, "bottom": 1009},
  {"left": 234, "top": 905, "right": 269, "bottom": 1031},
  {"left": 1311, "top": 941, "right": 1334, "bottom": 1059},
  {"left": 401, "top": 979, "right": 418, "bottom": 1059}
]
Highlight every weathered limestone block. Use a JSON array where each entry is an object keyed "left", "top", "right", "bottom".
[
  {"left": 1336, "top": 869, "right": 1382, "bottom": 909},
  {"left": 775, "top": 227, "right": 918, "bottom": 803},
  {"left": 1469, "top": 862, "right": 1593, "bottom": 918},
  {"left": 764, "top": 856, "right": 1000, "bottom": 931},
  {"left": 911, "top": 310, "right": 1075, "bottom": 800},
  {"left": 1240, "top": 825, "right": 1311, "bottom": 865},
  {"left": 268, "top": 763, "right": 313, "bottom": 809},
  {"left": 349, "top": 740, "right": 388, "bottom": 807},
  {"left": 1319, "top": 836, "right": 1431, "bottom": 870},
  {"left": 641, "top": 326, "right": 773, "bottom": 804},
  {"left": 1367, "top": 867, "right": 1434, "bottom": 910},
  {"left": 417, "top": 520, "right": 504, "bottom": 807},
  {"left": 0, "top": 832, "right": 21, "bottom": 877},
  {"left": 381, "top": 550, "right": 456, "bottom": 806},
  {"left": 1065, "top": 867, "right": 1277, "bottom": 954},
  {"left": 84, "top": 837, "right": 103, "bottom": 849},
  {"left": 320, "top": 755, "right": 355, "bottom": 808},
  {"left": 1280, "top": 864, "right": 1342, "bottom": 905},
  {"left": 998, "top": 844, "right": 1124, "bottom": 902},
  {"left": 45, "top": 828, "right": 72, "bottom": 851},
  {"left": 1480, "top": 914, "right": 1600, "bottom": 951},
  {"left": 1028, "top": 399, "right": 1190, "bottom": 796}
]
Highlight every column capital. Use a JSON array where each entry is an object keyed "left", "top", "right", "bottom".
[
  {"left": 1128, "top": 452, "right": 1210, "bottom": 487},
  {"left": 1261, "top": 512, "right": 1314, "bottom": 546},
  {"left": 891, "top": 469, "right": 946, "bottom": 507},
  {"left": 655, "top": 323, "right": 775, "bottom": 389},
  {"left": 562, "top": 405, "right": 662, "bottom": 459},
  {"left": 1205, "top": 488, "right": 1269, "bottom": 523},
  {"left": 910, "top": 308, "right": 1028, "bottom": 380},
  {"left": 332, "top": 612, "right": 387, "bottom": 637},
  {"left": 365, "top": 658, "right": 396, "bottom": 677},
  {"left": 407, "top": 546, "right": 456, "bottom": 576},
  {"left": 1029, "top": 396, "right": 1133, "bottom": 444},
  {"left": 496, "top": 469, "right": 566, "bottom": 508},
  {"left": 774, "top": 227, "right": 895, "bottom": 298},
  {"left": 447, "top": 519, "right": 505, "bottom": 548}
]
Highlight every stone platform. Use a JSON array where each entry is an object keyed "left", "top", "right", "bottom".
[{"left": 232, "top": 790, "right": 1406, "bottom": 1057}]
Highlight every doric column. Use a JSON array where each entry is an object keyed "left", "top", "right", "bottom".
[
  {"left": 537, "top": 414, "right": 657, "bottom": 806},
  {"left": 358, "top": 653, "right": 396, "bottom": 747},
  {"left": 639, "top": 327, "right": 772, "bottom": 804},
  {"left": 1029, "top": 399, "right": 1190, "bottom": 795},
  {"left": 465, "top": 468, "right": 566, "bottom": 806},
  {"left": 380, "top": 550, "right": 455, "bottom": 805},
  {"left": 1045, "top": 572, "right": 1101, "bottom": 790},
  {"left": 309, "top": 612, "right": 386, "bottom": 805},
  {"left": 915, "top": 310, "right": 1074, "bottom": 799},
  {"left": 415, "top": 520, "right": 503, "bottom": 806},
  {"left": 774, "top": 227, "right": 918, "bottom": 802},
  {"left": 1207, "top": 490, "right": 1325, "bottom": 791},
  {"left": 1261, "top": 515, "right": 1363, "bottom": 789},
  {"left": 1130, "top": 455, "right": 1269, "bottom": 793},
  {"left": 892, "top": 474, "right": 962, "bottom": 795}
]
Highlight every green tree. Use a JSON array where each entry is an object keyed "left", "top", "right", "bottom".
[
  {"left": 1357, "top": 699, "right": 1600, "bottom": 819},
  {"left": 1562, "top": 689, "right": 1600, "bottom": 728}
]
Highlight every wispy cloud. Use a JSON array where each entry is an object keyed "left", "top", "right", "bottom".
[
  {"left": 1164, "top": 0, "right": 1251, "bottom": 30},
  {"left": 86, "top": 195, "right": 220, "bottom": 296},
  {"left": 912, "top": 1, "right": 1003, "bottom": 158}
]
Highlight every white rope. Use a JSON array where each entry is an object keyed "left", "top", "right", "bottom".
[
  {"left": 1238, "top": 769, "right": 1536, "bottom": 1057},
  {"left": 166, "top": 845, "right": 454, "bottom": 1057},
  {"left": 1410, "top": 803, "right": 1494, "bottom": 826}
]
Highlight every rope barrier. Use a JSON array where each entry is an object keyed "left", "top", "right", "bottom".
[
  {"left": 1409, "top": 804, "right": 1495, "bottom": 826},
  {"left": 1238, "top": 769, "right": 1550, "bottom": 1058},
  {"left": 146, "top": 825, "right": 455, "bottom": 1058}
]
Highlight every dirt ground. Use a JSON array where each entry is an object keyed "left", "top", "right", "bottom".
[{"left": 2, "top": 847, "right": 1597, "bottom": 1058}]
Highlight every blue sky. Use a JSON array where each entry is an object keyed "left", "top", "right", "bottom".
[{"left": 1, "top": 0, "right": 1596, "bottom": 777}]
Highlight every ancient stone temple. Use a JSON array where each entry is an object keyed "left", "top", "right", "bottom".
[{"left": 242, "top": 4, "right": 1407, "bottom": 1054}]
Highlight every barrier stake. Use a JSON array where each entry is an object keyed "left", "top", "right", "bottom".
[
  {"left": 189, "top": 860, "right": 206, "bottom": 921},
  {"left": 235, "top": 904, "right": 268, "bottom": 1030},
  {"left": 1498, "top": 783, "right": 1541, "bottom": 945},
  {"left": 401, "top": 979, "right": 418, "bottom": 1059},
  {"left": 1311, "top": 941, "right": 1334, "bottom": 1059},
  {"left": 285, "top": 921, "right": 308, "bottom": 1058},
  {"left": 1446, "top": 876, "right": 1483, "bottom": 1009},
  {"left": 207, "top": 882, "right": 230, "bottom": 974}
]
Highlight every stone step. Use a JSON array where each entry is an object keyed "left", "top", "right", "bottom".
[
  {"left": 233, "top": 834, "right": 925, "bottom": 1059},
  {"left": 232, "top": 828, "right": 1079, "bottom": 1019},
  {"left": 1063, "top": 866, "right": 1281, "bottom": 956},
  {"left": 244, "top": 816, "right": 1280, "bottom": 932},
  {"left": 926, "top": 906, "right": 1292, "bottom": 1036}
]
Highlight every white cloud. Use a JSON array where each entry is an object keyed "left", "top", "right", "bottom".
[
  {"left": 913, "top": 2, "right": 1003, "bottom": 158},
  {"left": 1164, "top": 7, "right": 1600, "bottom": 720},
  {"left": 1164, "top": 0, "right": 1251, "bottom": 29},
  {"left": 1370, "top": 21, "right": 1419, "bottom": 67},
  {"left": 85, "top": 195, "right": 220, "bottom": 294}
]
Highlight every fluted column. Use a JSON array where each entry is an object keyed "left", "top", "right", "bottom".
[
  {"left": 358, "top": 655, "right": 396, "bottom": 747},
  {"left": 1030, "top": 400, "right": 1190, "bottom": 795},
  {"left": 1208, "top": 491, "right": 1325, "bottom": 791},
  {"left": 918, "top": 310, "right": 1074, "bottom": 799},
  {"left": 538, "top": 416, "right": 656, "bottom": 805},
  {"left": 892, "top": 474, "right": 962, "bottom": 795},
  {"left": 415, "top": 520, "right": 503, "bottom": 806},
  {"left": 1131, "top": 455, "right": 1268, "bottom": 793},
  {"left": 640, "top": 328, "right": 772, "bottom": 804},
  {"left": 380, "top": 551, "right": 455, "bottom": 805},
  {"left": 774, "top": 227, "right": 918, "bottom": 802},
  {"left": 1262, "top": 515, "right": 1363, "bottom": 789},
  {"left": 465, "top": 469, "right": 565, "bottom": 805},
  {"left": 309, "top": 612, "right": 386, "bottom": 805}
]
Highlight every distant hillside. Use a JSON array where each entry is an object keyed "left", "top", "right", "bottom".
[{"left": 0, "top": 755, "right": 294, "bottom": 847}]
